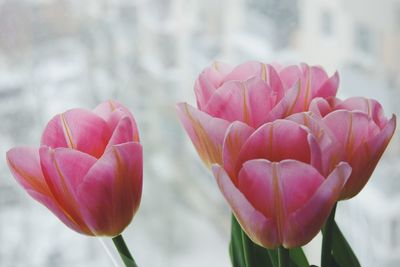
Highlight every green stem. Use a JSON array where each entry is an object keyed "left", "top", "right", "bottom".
[
  {"left": 321, "top": 203, "right": 337, "bottom": 267},
  {"left": 112, "top": 234, "right": 138, "bottom": 267},
  {"left": 278, "top": 246, "right": 290, "bottom": 267},
  {"left": 240, "top": 228, "right": 252, "bottom": 267}
]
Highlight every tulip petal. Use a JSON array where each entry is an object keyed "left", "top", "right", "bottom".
[
  {"left": 286, "top": 112, "right": 340, "bottom": 175},
  {"left": 212, "top": 164, "right": 278, "bottom": 248},
  {"left": 41, "top": 109, "right": 111, "bottom": 158},
  {"left": 323, "top": 110, "right": 381, "bottom": 160},
  {"left": 236, "top": 120, "right": 312, "bottom": 172},
  {"left": 301, "top": 65, "right": 332, "bottom": 96},
  {"left": 273, "top": 65, "right": 336, "bottom": 118},
  {"left": 222, "top": 121, "right": 255, "bottom": 182},
  {"left": 105, "top": 115, "right": 135, "bottom": 149},
  {"left": 40, "top": 146, "right": 96, "bottom": 234},
  {"left": 195, "top": 62, "right": 233, "bottom": 109},
  {"left": 314, "top": 71, "right": 339, "bottom": 98},
  {"left": 221, "top": 62, "right": 284, "bottom": 94},
  {"left": 284, "top": 162, "right": 351, "bottom": 247},
  {"left": 7, "top": 147, "right": 49, "bottom": 195},
  {"left": 78, "top": 142, "right": 143, "bottom": 236},
  {"left": 7, "top": 147, "right": 93, "bottom": 235},
  {"left": 309, "top": 97, "right": 334, "bottom": 117},
  {"left": 237, "top": 159, "right": 343, "bottom": 248},
  {"left": 176, "top": 103, "right": 229, "bottom": 167},
  {"left": 238, "top": 160, "right": 323, "bottom": 236},
  {"left": 27, "top": 190, "right": 90, "bottom": 234},
  {"left": 341, "top": 115, "right": 396, "bottom": 199},
  {"left": 334, "top": 97, "right": 389, "bottom": 129},
  {"left": 279, "top": 65, "right": 302, "bottom": 90},
  {"left": 40, "top": 114, "right": 69, "bottom": 148},
  {"left": 222, "top": 61, "right": 266, "bottom": 82},
  {"left": 93, "top": 100, "right": 140, "bottom": 142},
  {"left": 205, "top": 77, "right": 281, "bottom": 127}
]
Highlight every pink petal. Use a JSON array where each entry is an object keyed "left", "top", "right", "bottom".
[
  {"left": 237, "top": 159, "right": 344, "bottom": 248},
  {"left": 238, "top": 160, "right": 323, "bottom": 227},
  {"left": 41, "top": 109, "right": 111, "bottom": 158},
  {"left": 7, "top": 146, "right": 93, "bottom": 235},
  {"left": 27, "top": 190, "right": 91, "bottom": 235},
  {"left": 40, "top": 146, "right": 97, "bottom": 234},
  {"left": 204, "top": 77, "right": 280, "bottom": 127},
  {"left": 222, "top": 121, "right": 255, "bottom": 182},
  {"left": 301, "top": 65, "right": 331, "bottom": 97},
  {"left": 334, "top": 97, "right": 389, "bottom": 129},
  {"left": 341, "top": 115, "right": 396, "bottom": 199},
  {"left": 286, "top": 112, "right": 340, "bottom": 175},
  {"left": 284, "top": 162, "right": 351, "bottom": 247},
  {"left": 212, "top": 164, "right": 278, "bottom": 248},
  {"left": 267, "top": 80, "right": 302, "bottom": 121},
  {"left": 77, "top": 142, "right": 142, "bottom": 236},
  {"left": 195, "top": 62, "right": 233, "bottom": 109},
  {"left": 274, "top": 65, "right": 337, "bottom": 117},
  {"left": 222, "top": 61, "right": 266, "bottom": 82},
  {"left": 105, "top": 116, "right": 135, "bottom": 149},
  {"left": 106, "top": 109, "right": 140, "bottom": 143},
  {"left": 264, "top": 64, "right": 285, "bottom": 96},
  {"left": 279, "top": 65, "right": 302, "bottom": 90},
  {"left": 93, "top": 100, "right": 140, "bottom": 142},
  {"left": 283, "top": 65, "right": 323, "bottom": 114},
  {"left": 6, "top": 147, "right": 48, "bottom": 195},
  {"left": 314, "top": 71, "right": 339, "bottom": 98},
  {"left": 323, "top": 110, "right": 381, "bottom": 161},
  {"left": 236, "top": 120, "right": 312, "bottom": 172},
  {"left": 176, "top": 103, "right": 230, "bottom": 167},
  {"left": 308, "top": 97, "right": 334, "bottom": 117},
  {"left": 40, "top": 114, "right": 68, "bottom": 149}
]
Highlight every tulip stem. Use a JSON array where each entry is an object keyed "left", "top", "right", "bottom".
[
  {"left": 278, "top": 246, "right": 290, "bottom": 267},
  {"left": 112, "top": 234, "right": 138, "bottom": 267},
  {"left": 321, "top": 203, "right": 337, "bottom": 267},
  {"left": 240, "top": 228, "right": 252, "bottom": 267}
]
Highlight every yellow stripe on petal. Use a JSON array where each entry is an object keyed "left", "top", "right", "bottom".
[
  {"left": 303, "top": 66, "right": 312, "bottom": 110},
  {"left": 184, "top": 104, "right": 223, "bottom": 167},
  {"left": 61, "top": 113, "right": 75, "bottom": 149},
  {"left": 272, "top": 163, "right": 284, "bottom": 243}
]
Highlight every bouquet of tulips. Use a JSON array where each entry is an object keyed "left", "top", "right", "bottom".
[{"left": 6, "top": 61, "right": 396, "bottom": 267}]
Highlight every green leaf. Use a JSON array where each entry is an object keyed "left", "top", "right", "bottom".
[
  {"left": 267, "top": 249, "right": 278, "bottom": 267},
  {"left": 289, "top": 247, "right": 309, "bottom": 267},
  {"left": 331, "top": 221, "right": 361, "bottom": 267},
  {"left": 230, "top": 215, "right": 274, "bottom": 267},
  {"left": 230, "top": 215, "right": 246, "bottom": 267},
  {"left": 243, "top": 232, "right": 274, "bottom": 267},
  {"left": 230, "top": 215, "right": 309, "bottom": 267}
]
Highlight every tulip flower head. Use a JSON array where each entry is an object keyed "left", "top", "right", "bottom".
[
  {"left": 310, "top": 96, "right": 396, "bottom": 199},
  {"left": 177, "top": 62, "right": 357, "bottom": 248},
  {"left": 7, "top": 100, "right": 142, "bottom": 236},
  {"left": 212, "top": 117, "right": 351, "bottom": 248},
  {"left": 177, "top": 61, "right": 339, "bottom": 167}
]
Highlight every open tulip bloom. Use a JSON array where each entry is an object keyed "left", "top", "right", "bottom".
[
  {"left": 7, "top": 100, "right": 142, "bottom": 267},
  {"left": 177, "top": 61, "right": 396, "bottom": 267}
]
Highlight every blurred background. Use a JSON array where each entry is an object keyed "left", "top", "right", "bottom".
[{"left": 0, "top": 0, "right": 399, "bottom": 266}]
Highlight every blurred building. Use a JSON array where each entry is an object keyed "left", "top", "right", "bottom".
[{"left": 295, "top": 0, "right": 400, "bottom": 87}]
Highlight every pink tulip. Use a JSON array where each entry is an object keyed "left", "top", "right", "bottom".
[
  {"left": 310, "top": 97, "right": 396, "bottom": 199},
  {"left": 177, "top": 61, "right": 339, "bottom": 167},
  {"left": 177, "top": 62, "right": 350, "bottom": 248},
  {"left": 212, "top": 117, "right": 351, "bottom": 248},
  {"left": 7, "top": 100, "right": 142, "bottom": 236}
]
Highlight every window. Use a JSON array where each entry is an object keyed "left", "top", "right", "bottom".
[
  {"left": 321, "top": 10, "right": 333, "bottom": 36},
  {"left": 354, "top": 24, "right": 373, "bottom": 55}
]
